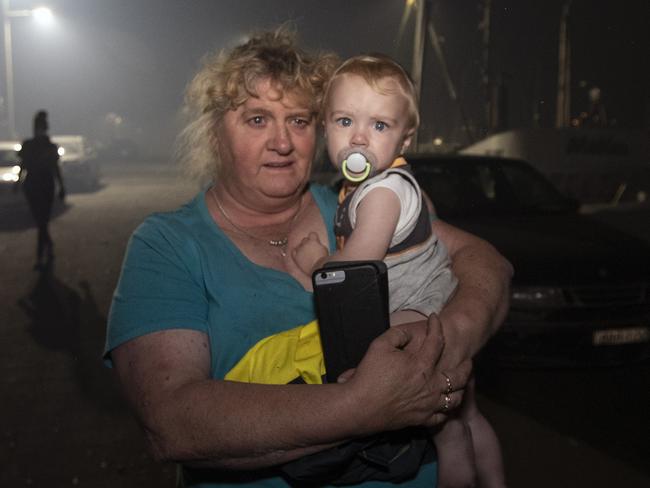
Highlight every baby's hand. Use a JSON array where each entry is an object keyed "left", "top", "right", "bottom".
[{"left": 292, "top": 232, "right": 329, "bottom": 275}]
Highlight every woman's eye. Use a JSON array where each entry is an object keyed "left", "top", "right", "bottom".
[
  {"left": 336, "top": 117, "right": 352, "bottom": 127},
  {"left": 374, "top": 121, "right": 388, "bottom": 132},
  {"left": 248, "top": 116, "right": 265, "bottom": 126},
  {"left": 292, "top": 118, "right": 310, "bottom": 128}
]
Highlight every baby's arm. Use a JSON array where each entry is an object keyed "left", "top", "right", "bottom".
[
  {"left": 292, "top": 187, "right": 401, "bottom": 277},
  {"left": 291, "top": 186, "right": 402, "bottom": 297},
  {"left": 338, "top": 187, "right": 401, "bottom": 262}
]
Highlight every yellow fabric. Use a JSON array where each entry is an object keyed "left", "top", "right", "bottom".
[
  {"left": 225, "top": 320, "right": 325, "bottom": 385},
  {"left": 390, "top": 156, "right": 407, "bottom": 168}
]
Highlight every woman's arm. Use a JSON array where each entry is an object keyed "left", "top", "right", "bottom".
[
  {"left": 432, "top": 218, "right": 513, "bottom": 367},
  {"left": 112, "top": 329, "right": 348, "bottom": 469},
  {"left": 111, "top": 322, "right": 469, "bottom": 470}
]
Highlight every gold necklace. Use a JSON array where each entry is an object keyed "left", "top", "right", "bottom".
[{"left": 210, "top": 187, "right": 301, "bottom": 257}]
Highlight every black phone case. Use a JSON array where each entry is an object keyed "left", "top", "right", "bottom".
[{"left": 312, "top": 260, "right": 390, "bottom": 383}]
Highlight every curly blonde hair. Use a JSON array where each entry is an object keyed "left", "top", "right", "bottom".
[{"left": 176, "top": 27, "right": 339, "bottom": 182}]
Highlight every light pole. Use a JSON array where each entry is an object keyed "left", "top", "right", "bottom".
[
  {"left": 555, "top": 0, "right": 572, "bottom": 128},
  {"left": 1, "top": 1, "right": 53, "bottom": 139},
  {"left": 408, "top": 0, "right": 427, "bottom": 151}
]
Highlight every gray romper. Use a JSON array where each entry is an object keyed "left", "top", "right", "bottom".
[{"left": 335, "top": 164, "right": 458, "bottom": 315}]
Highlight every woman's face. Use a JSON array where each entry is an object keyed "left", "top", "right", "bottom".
[{"left": 216, "top": 78, "right": 316, "bottom": 210}]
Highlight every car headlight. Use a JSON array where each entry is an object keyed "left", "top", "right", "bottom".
[
  {"left": 1, "top": 165, "right": 20, "bottom": 182},
  {"left": 511, "top": 286, "right": 566, "bottom": 309}
]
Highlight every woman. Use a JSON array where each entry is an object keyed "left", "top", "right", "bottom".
[
  {"left": 105, "top": 28, "right": 512, "bottom": 487},
  {"left": 18, "top": 110, "right": 65, "bottom": 270}
]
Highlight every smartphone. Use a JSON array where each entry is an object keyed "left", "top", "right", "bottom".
[{"left": 312, "top": 260, "right": 390, "bottom": 383}]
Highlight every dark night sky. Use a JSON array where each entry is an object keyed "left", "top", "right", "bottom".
[{"left": 2, "top": 0, "right": 648, "bottom": 156}]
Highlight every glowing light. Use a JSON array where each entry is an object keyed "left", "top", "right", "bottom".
[
  {"left": 32, "top": 7, "right": 54, "bottom": 25},
  {"left": 58, "top": 147, "right": 65, "bottom": 156},
  {"left": 13, "top": 143, "right": 22, "bottom": 151},
  {"left": 2, "top": 171, "right": 20, "bottom": 182},
  {"left": 433, "top": 137, "right": 443, "bottom": 146}
]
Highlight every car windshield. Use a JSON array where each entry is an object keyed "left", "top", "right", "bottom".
[
  {"left": 414, "top": 159, "right": 576, "bottom": 218},
  {"left": 0, "top": 149, "right": 20, "bottom": 165}
]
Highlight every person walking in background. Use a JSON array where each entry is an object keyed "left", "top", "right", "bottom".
[{"left": 17, "top": 110, "right": 65, "bottom": 270}]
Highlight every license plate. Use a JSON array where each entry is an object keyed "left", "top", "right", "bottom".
[{"left": 593, "top": 327, "right": 650, "bottom": 346}]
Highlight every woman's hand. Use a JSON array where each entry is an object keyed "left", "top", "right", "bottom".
[{"left": 341, "top": 317, "right": 471, "bottom": 433}]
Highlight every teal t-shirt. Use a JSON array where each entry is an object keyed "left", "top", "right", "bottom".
[{"left": 104, "top": 183, "right": 437, "bottom": 488}]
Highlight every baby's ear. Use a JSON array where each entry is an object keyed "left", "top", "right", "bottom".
[{"left": 401, "top": 127, "right": 416, "bottom": 152}]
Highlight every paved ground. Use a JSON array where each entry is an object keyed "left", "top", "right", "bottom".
[{"left": 1, "top": 160, "right": 648, "bottom": 487}]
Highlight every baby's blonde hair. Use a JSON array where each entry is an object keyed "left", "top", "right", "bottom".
[{"left": 322, "top": 54, "right": 420, "bottom": 130}]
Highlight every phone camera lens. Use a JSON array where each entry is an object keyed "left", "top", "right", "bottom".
[{"left": 320, "top": 272, "right": 327, "bottom": 279}]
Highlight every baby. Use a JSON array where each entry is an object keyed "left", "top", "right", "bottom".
[{"left": 293, "top": 54, "right": 506, "bottom": 488}]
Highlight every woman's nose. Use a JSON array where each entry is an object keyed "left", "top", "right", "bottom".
[{"left": 268, "top": 125, "right": 293, "bottom": 154}]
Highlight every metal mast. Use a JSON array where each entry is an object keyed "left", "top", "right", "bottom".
[
  {"left": 410, "top": 0, "right": 427, "bottom": 150},
  {"left": 555, "top": 0, "right": 572, "bottom": 128}
]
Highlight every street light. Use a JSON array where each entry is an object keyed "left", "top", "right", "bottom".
[
  {"left": 32, "top": 7, "right": 53, "bottom": 25},
  {"left": 1, "top": 1, "right": 54, "bottom": 139}
]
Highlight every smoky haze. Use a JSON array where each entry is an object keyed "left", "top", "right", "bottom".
[{"left": 2, "top": 0, "right": 647, "bottom": 159}]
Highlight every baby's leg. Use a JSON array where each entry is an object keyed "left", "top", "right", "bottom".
[
  {"left": 433, "top": 414, "right": 478, "bottom": 488},
  {"left": 462, "top": 377, "right": 507, "bottom": 488}
]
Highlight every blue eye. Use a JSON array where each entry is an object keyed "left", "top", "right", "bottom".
[
  {"left": 336, "top": 117, "right": 352, "bottom": 127},
  {"left": 374, "top": 121, "right": 388, "bottom": 132}
]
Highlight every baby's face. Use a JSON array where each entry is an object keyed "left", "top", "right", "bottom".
[{"left": 323, "top": 74, "right": 414, "bottom": 176}]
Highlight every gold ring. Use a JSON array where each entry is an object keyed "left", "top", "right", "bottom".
[{"left": 442, "top": 371, "right": 453, "bottom": 395}]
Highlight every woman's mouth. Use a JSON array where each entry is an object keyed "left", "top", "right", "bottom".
[{"left": 264, "top": 160, "right": 293, "bottom": 168}]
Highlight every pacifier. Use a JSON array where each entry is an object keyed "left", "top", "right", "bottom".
[{"left": 341, "top": 152, "right": 372, "bottom": 183}]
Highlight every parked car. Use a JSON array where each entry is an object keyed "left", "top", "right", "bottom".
[
  {"left": 0, "top": 140, "right": 22, "bottom": 185},
  {"left": 0, "top": 141, "right": 23, "bottom": 204},
  {"left": 407, "top": 154, "right": 650, "bottom": 366},
  {"left": 51, "top": 135, "right": 100, "bottom": 192},
  {"left": 97, "top": 137, "right": 140, "bottom": 161}
]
